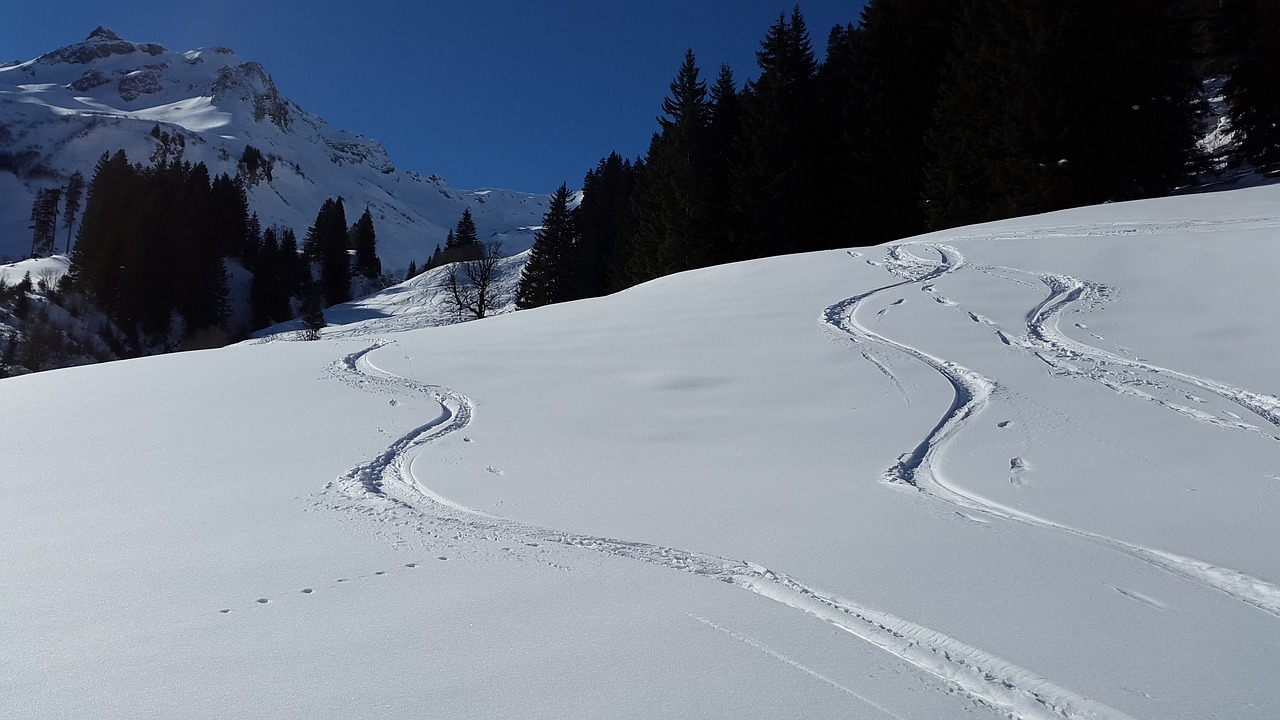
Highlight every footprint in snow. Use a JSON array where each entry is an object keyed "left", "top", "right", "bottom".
[{"left": 486, "top": 466, "right": 504, "bottom": 476}]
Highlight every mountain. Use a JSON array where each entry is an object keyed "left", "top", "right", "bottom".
[
  {"left": 0, "top": 27, "right": 549, "bottom": 271},
  {"left": 3, "top": 181, "right": 1279, "bottom": 719}
]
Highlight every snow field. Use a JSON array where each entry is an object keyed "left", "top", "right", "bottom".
[{"left": 3, "top": 184, "right": 1280, "bottom": 718}]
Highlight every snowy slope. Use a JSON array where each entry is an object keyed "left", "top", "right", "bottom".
[
  {"left": 251, "top": 251, "right": 531, "bottom": 340},
  {"left": 3, "top": 184, "right": 1280, "bottom": 720},
  {"left": 0, "top": 28, "right": 548, "bottom": 271}
]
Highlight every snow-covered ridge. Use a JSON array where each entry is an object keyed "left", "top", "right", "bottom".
[{"left": 0, "top": 27, "right": 550, "bottom": 271}]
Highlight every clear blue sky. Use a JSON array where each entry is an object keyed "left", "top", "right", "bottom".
[{"left": 2, "top": 1, "right": 868, "bottom": 194}]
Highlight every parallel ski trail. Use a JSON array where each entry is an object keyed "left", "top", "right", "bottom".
[
  {"left": 1022, "top": 272, "right": 1280, "bottom": 435},
  {"left": 321, "top": 339, "right": 1138, "bottom": 720},
  {"left": 823, "top": 244, "right": 1280, "bottom": 620}
]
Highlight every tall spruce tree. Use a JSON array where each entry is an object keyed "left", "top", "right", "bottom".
[
  {"left": 67, "top": 151, "right": 132, "bottom": 314},
  {"left": 62, "top": 170, "right": 85, "bottom": 254},
  {"left": 731, "top": 7, "right": 825, "bottom": 258},
  {"left": 29, "top": 188, "right": 61, "bottom": 258},
  {"left": 249, "top": 227, "right": 292, "bottom": 329},
  {"left": 573, "top": 153, "right": 642, "bottom": 297},
  {"left": 306, "top": 198, "right": 351, "bottom": 306},
  {"left": 707, "top": 64, "right": 744, "bottom": 262},
  {"left": 453, "top": 208, "right": 478, "bottom": 246},
  {"left": 174, "top": 162, "right": 230, "bottom": 334},
  {"left": 209, "top": 173, "right": 251, "bottom": 258},
  {"left": 516, "top": 184, "right": 577, "bottom": 309},
  {"left": 351, "top": 207, "right": 381, "bottom": 279},
  {"left": 824, "top": 0, "right": 964, "bottom": 242},
  {"left": 627, "top": 49, "right": 715, "bottom": 285}
]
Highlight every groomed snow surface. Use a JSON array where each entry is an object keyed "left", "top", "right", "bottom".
[{"left": 4, "top": 185, "right": 1279, "bottom": 719}]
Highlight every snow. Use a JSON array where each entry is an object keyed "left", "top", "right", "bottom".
[
  {"left": 251, "top": 250, "right": 530, "bottom": 339},
  {"left": 0, "top": 253, "right": 69, "bottom": 285},
  {"left": 3, "top": 184, "right": 1280, "bottom": 719}
]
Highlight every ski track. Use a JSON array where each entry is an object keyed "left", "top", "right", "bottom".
[
  {"left": 318, "top": 339, "right": 1139, "bottom": 720},
  {"left": 823, "top": 243, "right": 1280, "bottom": 620},
  {"left": 687, "top": 613, "right": 909, "bottom": 720},
  {"left": 1021, "top": 272, "right": 1280, "bottom": 436}
]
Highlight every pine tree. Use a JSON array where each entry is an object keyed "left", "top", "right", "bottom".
[
  {"left": 627, "top": 49, "right": 715, "bottom": 285},
  {"left": 29, "top": 188, "right": 61, "bottom": 257},
  {"left": 351, "top": 207, "right": 381, "bottom": 279},
  {"left": 298, "top": 281, "right": 326, "bottom": 340},
  {"left": 278, "top": 227, "right": 302, "bottom": 299},
  {"left": 67, "top": 151, "right": 133, "bottom": 315},
  {"left": 731, "top": 7, "right": 825, "bottom": 258},
  {"left": 573, "top": 153, "right": 642, "bottom": 297},
  {"left": 174, "top": 162, "right": 230, "bottom": 334},
  {"left": 824, "top": 0, "right": 964, "bottom": 242},
  {"left": 707, "top": 64, "right": 743, "bottom": 262},
  {"left": 250, "top": 226, "right": 291, "bottom": 329},
  {"left": 209, "top": 173, "right": 250, "bottom": 258},
  {"left": 517, "top": 184, "right": 577, "bottom": 309},
  {"left": 242, "top": 212, "right": 263, "bottom": 271},
  {"left": 62, "top": 170, "right": 85, "bottom": 254},
  {"left": 453, "top": 208, "right": 479, "bottom": 246},
  {"left": 306, "top": 198, "right": 351, "bottom": 306}
]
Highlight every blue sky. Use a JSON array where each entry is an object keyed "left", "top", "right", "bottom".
[{"left": 2, "top": 1, "right": 868, "bottom": 194}]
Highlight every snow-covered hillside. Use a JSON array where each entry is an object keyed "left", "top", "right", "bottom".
[
  {"left": 0, "top": 28, "right": 548, "bottom": 271},
  {"left": 3, "top": 184, "right": 1279, "bottom": 719},
  {"left": 252, "top": 250, "right": 531, "bottom": 340}
]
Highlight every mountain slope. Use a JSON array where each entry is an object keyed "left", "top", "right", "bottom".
[
  {"left": 2, "top": 184, "right": 1279, "bottom": 719},
  {"left": 0, "top": 28, "right": 548, "bottom": 271}
]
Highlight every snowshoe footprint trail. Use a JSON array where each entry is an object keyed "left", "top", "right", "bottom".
[
  {"left": 322, "top": 340, "right": 1139, "bottom": 720},
  {"left": 827, "top": 244, "right": 1280, "bottom": 619}
]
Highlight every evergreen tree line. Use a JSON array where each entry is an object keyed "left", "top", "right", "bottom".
[
  {"left": 64, "top": 148, "right": 383, "bottom": 348},
  {"left": 27, "top": 171, "right": 84, "bottom": 258},
  {"left": 518, "top": 0, "right": 1280, "bottom": 308}
]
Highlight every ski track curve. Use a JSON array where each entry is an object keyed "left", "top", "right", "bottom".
[
  {"left": 824, "top": 244, "right": 1280, "bottom": 620},
  {"left": 1022, "top": 272, "right": 1280, "bottom": 435},
  {"left": 320, "top": 339, "right": 1138, "bottom": 720}
]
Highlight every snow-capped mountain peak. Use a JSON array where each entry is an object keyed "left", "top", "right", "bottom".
[{"left": 0, "top": 28, "right": 550, "bottom": 271}]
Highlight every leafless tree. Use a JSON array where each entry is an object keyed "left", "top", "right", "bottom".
[{"left": 439, "top": 241, "right": 502, "bottom": 320}]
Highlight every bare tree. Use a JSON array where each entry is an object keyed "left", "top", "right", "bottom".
[{"left": 439, "top": 241, "right": 502, "bottom": 320}]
